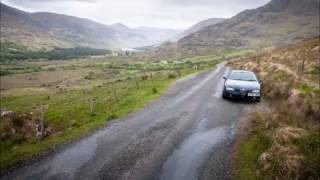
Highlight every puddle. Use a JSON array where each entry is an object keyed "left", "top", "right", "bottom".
[
  {"left": 160, "top": 126, "right": 227, "bottom": 180},
  {"left": 195, "top": 118, "right": 208, "bottom": 132},
  {"left": 44, "top": 130, "right": 104, "bottom": 178}
]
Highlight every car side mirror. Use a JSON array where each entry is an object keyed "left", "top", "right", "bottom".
[
  {"left": 223, "top": 76, "right": 227, "bottom": 80},
  {"left": 259, "top": 80, "right": 263, "bottom": 84}
]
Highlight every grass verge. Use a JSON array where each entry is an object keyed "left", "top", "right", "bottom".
[{"left": 229, "top": 38, "right": 320, "bottom": 179}]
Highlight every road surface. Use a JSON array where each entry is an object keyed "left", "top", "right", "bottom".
[{"left": 1, "top": 63, "right": 255, "bottom": 180}]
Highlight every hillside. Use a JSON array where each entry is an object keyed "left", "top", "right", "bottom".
[
  {"left": 150, "top": 0, "right": 319, "bottom": 58},
  {"left": 0, "top": 3, "right": 183, "bottom": 50},
  {"left": 229, "top": 37, "right": 320, "bottom": 179},
  {"left": 0, "top": 3, "right": 73, "bottom": 50},
  {"left": 176, "top": 18, "right": 225, "bottom": 40}
]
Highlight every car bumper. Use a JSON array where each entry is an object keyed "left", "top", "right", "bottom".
[{"left": 223, "top": 89, "right": 260, "bottom": 100}]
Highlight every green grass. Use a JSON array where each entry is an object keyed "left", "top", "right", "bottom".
[
  {"left": 0, "top": 41, "right": 111, "bottom": 62},
  {"left": 273, "top": 70, "right": 287, "bottom": 81},
  {"left": 293, "top": 132, "right": 320, "bottom": 178},
  {"left": 236, "top": 129, "right": 272, "bottom": 180},
  {"left": 297, "top": 84, "right": 320, "bottom": 95},
  {"left": 0, "top": 75, "right": 172, "bottom": 169}
]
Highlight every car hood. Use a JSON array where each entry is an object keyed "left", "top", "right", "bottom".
[{"left": 225, "top": 79, "right": 260, "bottom": 90}]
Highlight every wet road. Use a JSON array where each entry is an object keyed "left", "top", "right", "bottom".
[{"left": 1, "top": 63, "right": 255, "bottom": 180}]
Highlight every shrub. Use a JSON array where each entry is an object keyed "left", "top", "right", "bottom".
[
  {"left": 0, "top": 70, "right": 11, "bottom": 76},
  {"left": 168, "top": 73, "right": 177, "bottom": 79},
  {"left": 108, "top": 113, "right": 118, "bottom": 120},
  {"left": 12, "top": 116, "right": 24, "bottom": 128},
  {"left": 152, "top": 87, "right": 158, "bottom": 94}
]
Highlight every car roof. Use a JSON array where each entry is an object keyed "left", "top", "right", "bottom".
[{"left": 231, "top": 70, "right": 253, "bottom": 73}]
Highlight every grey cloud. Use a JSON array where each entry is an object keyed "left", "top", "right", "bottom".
[
  {"left": 7, "top": 0, "right": 96, "bottom": 2},
  {"left": 159, "top": 0, "right": 269, "bottom": 7}
]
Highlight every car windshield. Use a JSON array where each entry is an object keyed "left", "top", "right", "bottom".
[{"left": 228, "top": 71, "right": 257, "bottom": 81}]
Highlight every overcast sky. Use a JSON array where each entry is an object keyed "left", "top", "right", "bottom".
[{"left": 2, "top": 0, "right": 270, "bottom": 29}]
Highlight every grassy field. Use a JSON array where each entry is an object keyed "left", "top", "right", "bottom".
[
  {"left": 229, "top": 38, "right": 320, "bottom": 179},
  {"left": 0, "top": 49, "right": 254, "bottom": 170}
]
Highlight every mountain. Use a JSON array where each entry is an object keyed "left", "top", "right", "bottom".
[
  {"left": 150, "top": 0, "right": 319, "bottom": 58},
  {"left": 109, "top": 23, "right": 150, "bottom": 48},
  {"left": 0, "top": 3, "right": 183, "bottom": 50},
  {"left": 0, "top": 3, "right": 119, "bottom": 50},
  {"left": 0, "top": 3, "right": 73, "bottom": 50},
  {"left": 176, "top": 18, "right": 225, "bottom": 40},
  {"left": 135, "top": 26, "right": 184, "bottom": 44},
  {"left": 109, "top": 24, "right": 184, "bottom": 48}
]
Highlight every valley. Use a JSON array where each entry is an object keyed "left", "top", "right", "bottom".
[{"left": 0, "top": 0, "right": 319, "bottom": 179}]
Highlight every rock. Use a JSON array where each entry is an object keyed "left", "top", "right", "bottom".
[{"left": 1, "top": 110, "right": 14, "bottom": 118}]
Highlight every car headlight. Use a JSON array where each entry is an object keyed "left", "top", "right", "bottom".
[
  {"left": 252, "top": 90, "right": 260, "bottom": 93},
  {"left": 226, "top": 87, "right": 235, "bottom": 91}
]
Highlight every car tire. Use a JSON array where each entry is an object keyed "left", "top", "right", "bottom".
[{"left": 222, "top": 92, "right": 227, "bottom": 99}]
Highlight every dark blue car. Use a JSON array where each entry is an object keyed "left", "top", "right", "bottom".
[{"left": 222, "top": 70, "right": 262, "bottom": 102}]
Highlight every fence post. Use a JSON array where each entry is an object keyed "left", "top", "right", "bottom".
[
  {"left": 135, "top": 75, "right": 140, "bottom": 90},
  {"left": 112, "top": 82, "right": 119, "bottom": 101},
  {"left": 38, "top": 104, "right": 48, "bottom": 139},
  {"left": 39, "top": 106, "right": 44, "bottom": 138},
  {"left": 88, "top": 98, "right": 94, "bottom": 114},
  {"left": 318, "top": 47, "right": 320, "bottom": 88}
]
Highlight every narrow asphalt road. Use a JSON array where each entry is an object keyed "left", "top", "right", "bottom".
[{"left": 1, "top": 63, "right": 255, "bottom": 180}]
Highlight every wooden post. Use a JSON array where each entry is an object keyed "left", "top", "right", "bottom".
[
  {"left": 39, "top": 106, "right": 45, "bottom": 138},
  {"left": 318, "top": 47, "right": 320, "bottom": 88},
  {"left": 301, "top": 50, "right": 307, "bottom": 75},
  {"left": 38, "top": 105, "right": 48, "bottom": 138},
  {"left": 88, "top": 98, "right": 94, "bottom": 114},
  {"left": 150, "top": 72, "right": 154, "bottom": 84},
  {"left": 135, "top": 75, "right": 140, "bottom": 90},
  {"left": 112, "top": 82, "right": 119, "bottom": 101}
]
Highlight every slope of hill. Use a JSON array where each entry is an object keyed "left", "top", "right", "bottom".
[
  {"left": 0, "top": 3, "right": 183, "bottom": 50},
  {"left": 109, "top": 23, "right": 149, "bottom": 48},
  {"left": 151, "top": 0, "right": 319, "bottom": 58},
  {"left": 229, "top": 37, "right": 320, "bottom": 179},
  {"left": 176, "top": 18, "right": 225, "bottom": 40},
  {"left": 0, "top": 3, "right": 73, "bottom": 50},
  {"left": 135, "top": 26, "right": 183, "bottom": 44}
]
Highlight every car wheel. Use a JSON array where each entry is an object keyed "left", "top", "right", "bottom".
[{"left": 222, "top": 92, "right": 227, "bottom": 99}]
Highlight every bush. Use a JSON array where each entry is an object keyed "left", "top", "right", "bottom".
[
  {"left": 12, "top": 116, "right": 24, "bottom": 128},
  {"left": 152, "top": 87, "right": 158, "bottom": 94},
  {"left": 108, "top": 113, "right": 118, "bottom": 120},
  {"left": 294, "top": 132, "right": 320, "bottom": 179},
  {"left": 0, "top": 70, "right": 11, "bottom": 76},
  {"left": 168, "top": 73, "right": 177, "bottom": 79}
]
